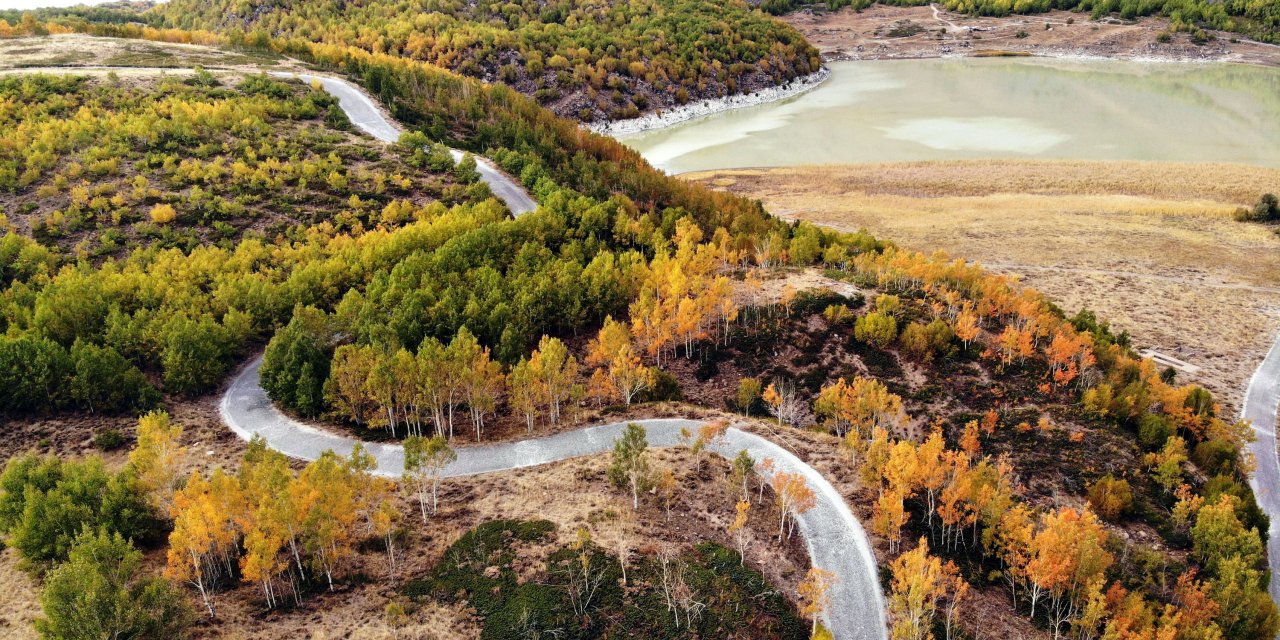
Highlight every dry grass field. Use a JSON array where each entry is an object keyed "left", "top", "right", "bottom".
[
  {"left": 0, "top": 33, "right": 290, "bottom": 72},
  {"left": 686, "top": 160, "right": 1280, "bottom": 411}
]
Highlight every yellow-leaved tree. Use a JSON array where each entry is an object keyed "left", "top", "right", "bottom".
[{"left": 128, "top": 410, "right": 187, "bottom": 511}]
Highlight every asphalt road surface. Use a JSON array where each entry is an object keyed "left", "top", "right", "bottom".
[{"left": 221, "top": 356, "right": 888, "bottom": 639}]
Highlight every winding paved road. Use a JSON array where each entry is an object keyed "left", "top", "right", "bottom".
[
  {"left": 1244, "top": 333, "right": 1280, "bottom": 619},
  {"left": 221, "top": 356, "right": 887, "bottom": 639},
  {"left": 272, "top": 72, "right": 539, "bottom": 216}
]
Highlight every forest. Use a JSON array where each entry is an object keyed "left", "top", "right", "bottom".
[{"left": 105, "top": 0, "right": 823, "bottom": 123}]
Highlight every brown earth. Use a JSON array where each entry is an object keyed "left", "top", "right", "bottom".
[
  {"left": 685, "top": 160, "right": 1280, "bottom": 414},
  {"left": 784, "top": 5, "right": 1280, "bottom": 66}
]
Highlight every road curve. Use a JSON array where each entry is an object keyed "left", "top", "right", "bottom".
[
  {"left": 1244, "top": 332, "right": 1280, "bottom": 621},
  {"left": 221, "top": 356, "right": 887, "bottom": 639},
  {"left": 274, "top": 72, "right": 538, "bottom": 216}
]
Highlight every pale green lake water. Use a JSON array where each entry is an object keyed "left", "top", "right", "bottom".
[{"left": 618, "top": 58, "right": 1280, "bottom": 173}]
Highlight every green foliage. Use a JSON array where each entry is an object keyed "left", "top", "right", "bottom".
[
  {"left": 735, "top": 377, "right": 764, "bottom": 415},
  {"left": 160, "top": 313, "right": 243, "bottom": 395},
  {"left": 643, "top": 369, "right": 683, "bottom": 402},
  {"left": 92, "top": 430, "right": 127, "bottom": 452},
  {"left": 455, "top": 153, "right": 480, "bottom": 184},
  {"left": 1202, "top": 474, "right": 1269, "bottom": 539},
  {"left": 69, "top": 340, "right": 158, "bottom": 414},
  {"left": 899, "top": 319, "right": 955, "bottom": 363},
  {"left": 403, "top": 519, "right": 558, "bottom": 609},
  {"left": 261, "top": 306, "right": 332, "bottom": 417},
  {"left": 854, "top": 311, "right": 898, "bottom": 348},
  {"left": 0, "top": 335, "right": 71, "bottom": 412},
  {"left": 1236, "top": 193, "right": 1280, "bottom": 222},
  {"left": 1192, "top": 494, "right": 1264, "bottom": 573},
  {"left": 36, "top": 529, "right": 191, "bottom": 640},
  {"left": 607, "top": 423, "right": 654, "bottom": 507},
  {"left": 0, "top": 74, "right": 466, "bottom": 259},
  {"left": 1194, "top": 438, "right": 1243, "bottom": 476},
  {"left": 0, "top": 454, "right": 159, "bottom": 567},
  {"left": 1137, "top": 414, "right": 1173, "bottom": 450}
]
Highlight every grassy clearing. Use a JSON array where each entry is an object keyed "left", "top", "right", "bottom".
[
  {"left": 686, "top": 160, "right": 1280, "bottom": 409},
  {"left": 0, "top": 33, "right": 288, "bottom": 72}
]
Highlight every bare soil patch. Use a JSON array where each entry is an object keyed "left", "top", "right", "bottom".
[
  {"left": 685, "top": 160, "right": 1280, "bottom": 412},
  {"left": 785, "top": 5, "right": 1280, "bottom": 66}
]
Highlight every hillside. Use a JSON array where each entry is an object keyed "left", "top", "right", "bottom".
[
  {"left": 0, "top": 71, "right": 487, "bottom": 260},
  {"left": 0, "top": 13, "right": 1274, "bottom": 640},
  {"left": 142, "top": 0, "right": 821, "bottom": 123}
]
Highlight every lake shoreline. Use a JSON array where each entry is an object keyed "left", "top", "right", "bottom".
[{"left": 586, "top": 67, "right": 831, "bottom": 137}]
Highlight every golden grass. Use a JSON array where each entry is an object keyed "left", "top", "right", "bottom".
[
  {"left": 686, "top": 160, "right": 1280, "bottom": 409},
  {"left": 0, "top": 551, "right": 41, "bottom": 640}
]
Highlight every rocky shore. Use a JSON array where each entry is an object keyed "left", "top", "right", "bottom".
[{"left": 587, "top": 67, "right": 831, "bottom": 137}]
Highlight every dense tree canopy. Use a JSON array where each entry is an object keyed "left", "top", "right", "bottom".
[{"left": 146, "top": 0, "right": 820, "bottom": 121}]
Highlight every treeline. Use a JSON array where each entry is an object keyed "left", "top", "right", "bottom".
[
  {"left": 142, "top": 0, "right": 819, "bottom": 122},
  {"left": 0, "top": 170, "right": 863, "bottom": 413},
  {"left": 0, "top": 73, "right": 483, "bottom": 259},
  {"left": 0, "top": 25, "right": 854, "bottom": 410}
]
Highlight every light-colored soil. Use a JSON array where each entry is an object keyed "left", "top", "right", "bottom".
[
  {"left": 785, "top": 5, "right": 1280, "bottom": 66},
  {"left": 0, "top": 33, "right": 295, "bottom": 72},
  {"left": 685, "top": 160, "right": 1280, "bottom": 412}
]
